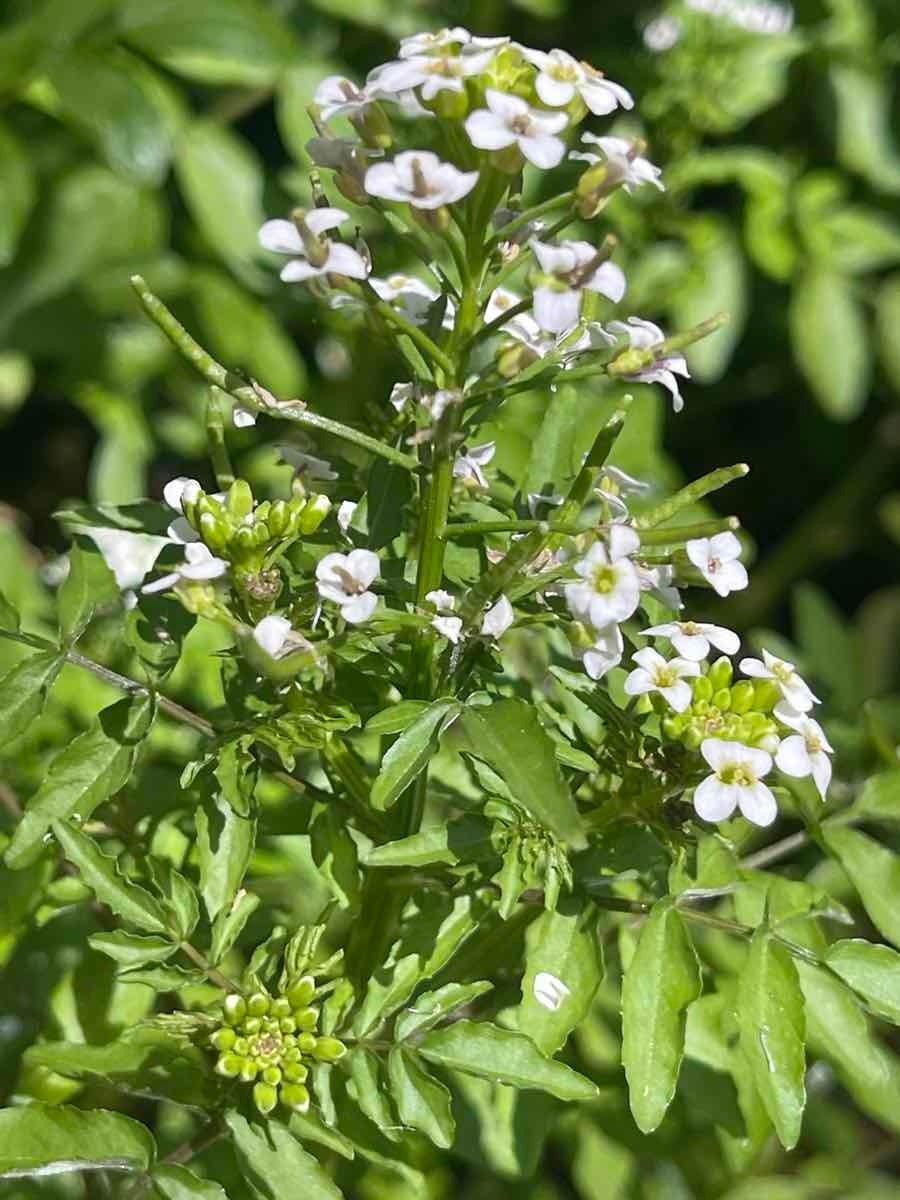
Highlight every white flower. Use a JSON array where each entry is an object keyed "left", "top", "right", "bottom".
[
  {"left": 503, "top": 312, "right": 560, "bottom": 360},
  {"left": 316, "top": 549, "right": 380, "bottom": 624},
  {"left": 641, "top": 620, "right": 740, "bottom": 661},
  {"left": 571, "top": 134, "right": 664, "bottom": 193},
  {"left": 252, "top": 615, "right": 310, "bottom": 660},
  {"left": 143, "top": 543, "right": 228, "bottom": 595},
  {"left": 314, "top": 75, "right": 371, "bottom": 122},
  {"left": 481, "top": 595, "right": 514, "bottom": 638},
  {"left": 739, "top": 649, "right": 820, "bottom": 712},
  {"left": 453, "top": 441, "right": 496, "bottom": 489},
  {"left": 624, "top": 647, "right": 700, "bottom": 712},
  {"left": 636, "top": 563, "right": 682, "bottom": 611},
  {"left": 426, "top": 589, "right": 456, "bottom": 610},
  {"left": 694, "top": 739, "right": 777, "bottom": 827},
  {"left": 421, "top": 388, "right": 460, "bottom": 422},
  {"left": 390, "top": 381, "right": 416, "bottom": 412},
  {"left": 566, "top": 529, "right": 641, "bottom": 629},
  {"left": 581, "top": 623, "right": 624, "bottom": 680},
  {"left": 426, "top": 589, "right": 463, "bottom": 643},
  {"left": 370, "top": 274, "right": 455, "bottom": 328},
  {"left": 80, "top": 527, "right": 171, "bottom": 591},
  {"left": 398, "top": 27, "right": 509, "bottom": 59},
  {"left": 259, "top": 208, "right": 369, "bottom": 283},
  {"left": 279, "top": 447, "right": 339, "bottom": 482},
  {"left": 519, "top": 48, "right": 634, "bottom": 114},
  {"left": 485, "top": 286, "right": 522, "bottom": 325},
  {"left": 685, "top": 532, "right": 748, "bottom": 597},
  {"left": 607, "top": 317, "right": 689, "bottom": 411},
  {"left": 365, "top": 151, "right": 478, "bottom": 209},
  {"left": 163, "top": 476, "right": 202, "bottom": 514},
  {"left": 532, "top": 971, "right": 571, "bottom": 1012},
  {"left": 465, "top": 90, "right": 568, "bottom": 169},
  {"left": 370, "top": 47, "right": 496, "bottom": 101},
  {"left": 530, "top": 239, "right": 626, "bottom": 334},
  {"left": 337, "top": 500, "right": 357, "bottom": 534},
  {"left": 774, "top": 703, "right": 833, "bottom": 799}
]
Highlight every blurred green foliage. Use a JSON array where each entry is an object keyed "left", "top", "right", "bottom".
[{"left": 1, "top": 0, "right": 900, "bottom": 1196}]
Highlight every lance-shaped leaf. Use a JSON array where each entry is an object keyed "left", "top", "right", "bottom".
[
  {"left": 0, "top": 1104, "right": 155, "bottom": 1179},
  {"left": 57, "top": 542, "right": 117, "bottom": 642},
  {"left": 825, "top": 939, "right": 900, "bottom": 1025},
  {"left": 0, "top": 649, "right": 64, "bottom": 750},
  {"left": 7, "top": 693, "right": 155, "bottom": 869},
  {"left": 519, "top": 899, "right": 603, "bottom": 1055},
  {"left": 419, "top": 1020, "right": 598, "bottom": 1101},
  {"left": 88, "top": 931, "right": 179, "bottom": 968},
  {"left": 196, "top": 793, "right": 256, "bottom": 922},
  {"left": 395, "top": 980, "right": 494, "bottom": 1042},
  {"left": 151, "top": 1163, "right": 229, "bottom": 1200},
  {"left": 621, "top": 899, "right": 701, "bottom": 1133},
  {"left": 347, "top": 1049, "right": 399, "bottom": 1142},
  {"left": 388, "top": 1047, "right": 455, "bottom": 1148},
  {"left": 365, "top": 814, "right": 495, "bottom": 869},
  {"left": 210, "top": 889, "right": 259, "bottom": 965},
  {"left": 225, "top": 1111, "right": 341, "bottom": 1200},
  {"left": 52, "top": 820, "right": 170, "bottom": 935},
  {"left": 365, "top": 700, "right": 429, "bottom": 735},
  {"left": 371, "top": 697, "right": 461, "bottom": 811},
  {"left": 454, "top": 700, "right": 585, "bottom": 848},
  {"left": 822, "top": 824, "right": 900, "bottom": 948},
  {"left": 737, "top": 929, "right": 806, "bottom": 1149}
]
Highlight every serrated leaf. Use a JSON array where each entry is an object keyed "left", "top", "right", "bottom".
[
  {"left": 365, "top": 814, "right": 495, "bottom": 868},
  {"left": 52, "top": 820, "right": 170, "bottom": 935},
  {"left": 120, "top": 964, "right": 204, "bottom": 990},
  {"left": 738, "top": 930, "right": 806, "bottom": 1149},
  {"left": 371, "top": 698, "right": 461, "bottom": 811},
  {"left": 519, "top": 899, "right": 602, "bottom": 1055},
  {"left": 419, "top": 1020, "right": 597, "bottom": 1102},
  {"left": 822, "top": 824, "right": 900, "bottom": 948},
  {"left": 455, "top": 700, "right": 585, "bottom": 848},
  {"left": 225, "top": 1111, "right": 342, "bottom": 1200},
  {"left": 789, "top": 267, "right": 869, "bottom": 421},
  {"left": 0, "top": 1104, "right": 155, "bottom": 1179},
  {"left": 0, "top": 649, "right": 64, "bottom": 747},
  {"left": 88, "top": 931, "right": 179, "bottom": 968},
  {"left": 7, "top": 693, "right": 155, "bottom": 869},
  {"left": 151, "top": 1163, "right": 229, "bottom": 1200},
  {"left": 826, "top": 938, "right": 900, "bottom": 1025},
  {"left": 388, "top": 1047, "right": 455, "bottom": 1148},
  {"left": 621, "top": 900, "right": 701, "bottom": 1133},
  {"left": 395, "top": 980, "right": 493, "bottom": 1042}
]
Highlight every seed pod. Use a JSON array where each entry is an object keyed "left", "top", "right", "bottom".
[
  {"left": 253, "top": 1081, "right": 278, "bottom": 1115},
  {"left": 281, "top": 1082, "right": 311, "bottom": 1113},
  {"left": 222, "top": 995, "right": 247, "bottom": 1026}
]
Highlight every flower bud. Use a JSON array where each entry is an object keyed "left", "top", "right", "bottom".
[
  {"left": 707, "top": 657, "right": 733, "bottom": 691},
  {"left": 575, "top": 162, "right": 615, "bottom": 220},
  {"left": 199, "top": 511, "right": 229, "bottom": 554},
  {"left": 298, "top": 1033, "right": 317, "bottom": 1053},
  {"left": 730, "top": 681, "right": 755, "bottom": 714},
  {"left": 281, "top": 1082, "right": 311, "bottom": 1113},
  {"left": 267, "top": 499, "right": 290, "bottom": 538},
  {"left": 287, "top": 975, "right": 316, "bottom": 1009},
  {"left": 683, "top": 727, "right": 703, "bottom": 751},
  {"left": 712, "top": 688, "right": 732, "bottom": 711},
  {"left": 294, "top": 1006, "right": 319, "bottom": 1031},
  {"left": 246, "top": 991, "right": 271, "bottom": 1018},
  {"left": 752, "top": 679, "right": 781, "bottom": 711},
  {"left": 239, "top": 1059, "right": 259, "bottom": 1082},
  {"left": 497, "top": 339, "right": 538, "bottom": 378},
  {"left": 298, "top": 493, "right": 332, "bottom": 534},
  {"left": 215, "top": 1053, "right": 243, "bottom": 1077},
  {"left": 253, "top": 1081, "right": 279, "bottom": 1114},
  {"left": 262, "top": 1066, "right": 282, "bottom": 1086},
  {"left": 283, "top": 1061, "right": 308, "bottom": 1083},
  {"left": 271, "top": 997, "right": 292, "bottom": 1020},
  {"left": 210, "top": 1027, "right": 236, "bottom": 1052},
  {"left": 311, "top": 1035, "right": 347, "bottom": 1062},
  {"left": 223, "top": 995, "right": 247, "bottom": 1026},
  {"left": 226, "top": 479, "right": 254, "bottom": 521},
  {"left": 692, "top": 675, "right": 713, "bottom": 702}
]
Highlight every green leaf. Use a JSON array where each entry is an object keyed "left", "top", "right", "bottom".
[
  {"left": 738, "top": 930, "right": 806, "bottom": 1149},
  {"left": 366, "top": 457, "right": 414, "bottom": 552},
  {"left": 822, "top": 824, "right": 900, "bottom": 948},
  {"left": 225, "top": 1111, "right": 342, "bottom": 1200},
  {"left": 671, "top": 215, "right": 746, "bottom": 382},
  {"left": 849, "top": 768, "right": 900, "bottom": 822},
  {"left": 210, "top": 889, "right": 260, "bottom": 964},
  {"left": 365, "top": 701, "right": 430, "bottom": 735},
  {"left": 395, "top": 980, "right": 493, "bottom": 1042},
  {"left": 88, "top": 931, "right": 179, "bottom": 968},
  {"left": 148, "top": 859, "right": 200, "bottom": 941},
  {"left": 876, "top": 274, "right": 900, "bottom": 395},
  {"left": 0, "top": 1104, "right": 155, "bottom": 1179},
  {"left": 789, "top": 267, "right": 869, "bottom": 421},
  {"left": 456, "top": 700, "right": 585, "bottom": 848},
  {"left": 419, "top": 1020, "right": 597, "bottom": 1102},
  {"left": 119, "top": 0, "right": 297, "bottom": 87},
  {"left": 519, "top": 899, "right": 603, "bottom": 1055},
  {"left": 347, "top": 1048, "right": 398, "bottom": 1141},
  {"left": 830, "top": 65, "right": 900, "bottom": 195},
  {"left": 621, "top": 899, "right": 701, "bottom": 1133},
  {"left": 572, "top": 1119, "right": 635, "bottom": 1200},
  {"left": 826, "top": 939, "right": 900, "bottom": 1025},
  {"left": 371, "top": 698, "right": 461, "bottom": 811},
  {"left": 58, "top": 542, "right": 115, "bottom": 642},
  {"left": 0, "top": 649, "right": 63, "bottom": 747},
  {"left": 52, "top": 820, "right": 170, "bottom": 935},
  {"left": 0, "top": 120, "right": 35, "bottom": 267},
  {"left": 175, "top": 120, "right": 266, "bottom": 286},
  {"left": 196, "top": 792, "right": 256, "bottom": 923},
  {"left": 365, "top": 814, "right": 495, "bottom": 868},
  {"left": 792, "top": 582, "right": 861, "bottom": 709},
  {"left": 797, "top": 960, "right": 900, "bottom": 1134},
  {"left": 388, "top": 1047, "right": 455, "bottom": 1148},
  {"left": 152, "top": 1163, "right": 229, "bottom": 1200},
  {"left": 6, "top": 693, "right": 155, "bottom": 869}
]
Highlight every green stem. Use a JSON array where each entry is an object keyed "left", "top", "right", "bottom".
[
  {"left": 637, "top": 517, "right": 740, "bottom": 545},
  {"left": 485, "top": 190, "right": 574, "bottom": 250},
  {"left": 179, "top": 940, "right": 242, "bottom": 993},
  {"left": 367, "top": 289, "right": 454, "bottom": 378},
  {"left": 206, "top": 387, "right": 235, "bottom": 490},
  {"left": 129, "top": 275, "right": 419, "bottom": 472},
  {"left": 443, "top": 519, "right": 578, "bottom": 539}
]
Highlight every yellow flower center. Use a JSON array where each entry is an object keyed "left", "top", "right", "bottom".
[
  {"left": 719, "top": 764, "right": 755, "bottom": 787},
  {"left": 591, "top": 564, "right": 618, "bottom": 594}
]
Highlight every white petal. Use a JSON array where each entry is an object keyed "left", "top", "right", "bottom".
[
  {"left": 343, "top": 591, "right": 378, "bottom": 624},
  {"left": 325, "top": 243, "right": 370, "bottom": 279},
  {"left": 233, "top": 406, "right": 257, "bottom": 428},
  {"left": 163, "top": 476, "right": 201, "bottom": 513},
  {"left": 532, "top": 971, "right": 571, "bottom": 1011},
  {"left": 337, "top": 500, "right": 357, "bottom": 534},
  {"left": 738, "top": 657, "right": 768, "bottom": 680},
  {"left": 709, "top": 531, "right": 742, "bottom": 562},
  {"left": 533, "top": 286, "right": 581, "bottom": 334},
  {"left": 481, "top": 595, "right": 514, "bottom": 638},
  {"left": 581, "top": 77, "right": 634, "bottom": 115},
  {"left": 253, "top": 615, "right": 291, "bottom": 657},
  {"left": 485, "top": 88, "right": 528, "bottom": 120},
  {"left": 711, "top": 560, "right": 748, "bottom": 597},
  {"left": 586, "top": 261, "right": 627, "bottom": 303},
  {"left": 662, "top": 679, "right": 693, "bottom": 713},
  {"left": 426, "top": 589, "right": 455, "bottom": 610},
  {"left": 623, "top": 667, "right": 654, "bottom": 697},
  {"left": 633, "top": 646, "right": 667, "bottom": 672},
  {"left": 346, "top": 548, "right": 380, "bottom": 589},
  {"left": 281, "top": 259, "right": 321, "bottom": 283},
  {"left": 693, "top": 776, "right": 737, "bottom": 823},
  {"left": 775, "top": 735, "right": 812, "bottom": 778},
  {"left": 433, "top": 615, "right": 463, "bottom": 643},
  {"left": 811, "top": 753, "right": 832, "bottom": 800},
  {"left": 83, "top": 528, "right": 170, "bottom": 591},
  {"left": 518, "top": 133, "right": 566, "bottom": 169},
  {"left": 608, "top": 523, "right": 640, "bottom": 560},
  {"left": 671, "top": 632, "right": 710, "bottom": 661},
  {"left": 706, "top": 625, "right": 741, "bottom": 655},
  {"left": 536, "top": 73, "right": 576, "bottom": 107},
  {"left": 259, "top": 219, "right": 304, "bottom": 254},
  {"left": 685, "top": 537, "right": 711, "bottom": 573},
  {"left": 699, "top": 737, "right": 738, "bottom": 772},
  {"left": 738, "top": 782, "right": 778, "bottom": 827},
  {"left": 465, "top": 109, "right": 515, "bottom": 151},
  {"left": 364, "top": 162, "right": 410, "bottom": 202},
  {"left": 305, "top": 207, "right": 349, "bottom": 236}
]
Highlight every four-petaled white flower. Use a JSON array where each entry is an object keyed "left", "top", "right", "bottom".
[
  {"left": 624, "top": 647, "right": 700, "bottom": 712},
  {"left": 426, "top": 589, "right": 463, "bottom": 644},
  {"left": 530, "top": 239, "right": 627, "bottom": 334},
  {"left": 398, "top": 27, "right": 509, "bottom": 58},
  {"left": 739, "top": 649, "right": 819, "bottom": 712},
  {"left": 641, "top": 620, "right": 740, "bottom": 661},
  {"left": 566, "top": 526, "right": 641, "bottom": 629},
  {"left": 365, "top": 151, "right": 479, "bottom": 209},
  {"left": 571, "top": 134, "right": 664, "bottom": 193},
  {"left": 259, "top": 208, "right": 369, "bottom": 283},
  {"left": 370, "top": 274, "right": 456, "bottom": 329},
  {"left": 314, "top": 76, "right": 372, "bottom": 122},
  {"left": 519, "top": 48, "right": 634, "bottom": 114},
  {"left": 453, "top": 441, "right": 496, "bottom": 489},
  {"left": 533, "top": 971, "right": 571, "bottom": 1012},
  {"left": 607, "top": 317, "right": 689, "bottom": 411},
  {"left": 143, "top": 543, "right": 228, "bottom": 595},
  {"left": 316, "top": 549, "right": 380, "bottom": 624},
  {"left": 465, "top": 90, "right": 569, "bottom": 169},
  {"left": 685, "top": 532, "right": 748, "bottom": 597},
  {"left": 773, "top": 703, "right": 833, "bottom": 799},
  {"left": 481, "top": 595, "right": 514, "bottom": 639},
  {"left": 581, "top": 622, "right": 624, "bottom": 680},
  {"left": 370, "top": 46, "right": 496, "bottom": 100},
  {"left": 694, "top": 739, "right": 777, "bottom": 827},
  {"left": 252, "top": 615, "right": 311, "bottom": 661},
  {"left": 279, "top": 447, "right": 339, "bottom": 482}
]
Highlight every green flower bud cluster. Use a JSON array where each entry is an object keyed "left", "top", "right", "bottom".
[
  {"left": 660, "top": 657, "right": 782, "bottom": 751},
  {"left": 210, "top": 980, "right": 346, "bottom": 1117},
  {"left": 181, "top": 479, "right": 331, "bottom": 571},
  {"left": 489, "top": 806, "right": 573, "bottom": 915}
]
